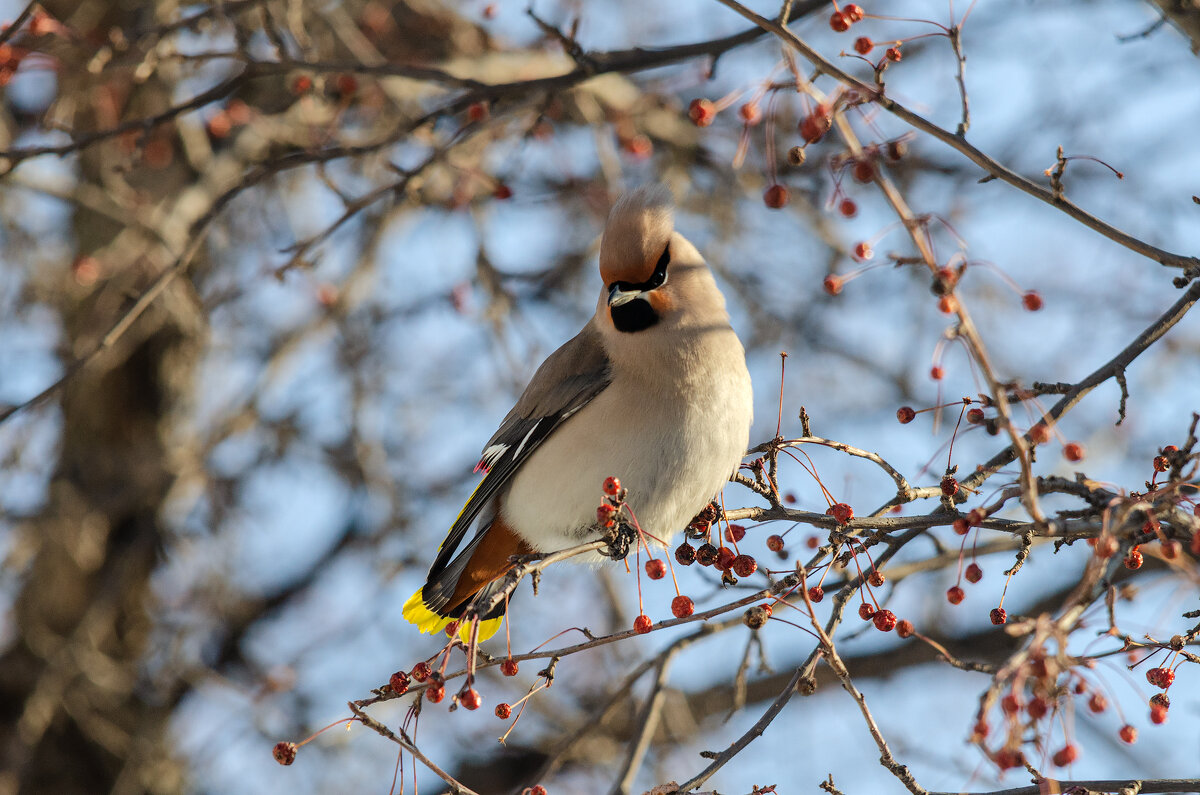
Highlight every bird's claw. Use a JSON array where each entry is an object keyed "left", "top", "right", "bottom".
[{"left": 600, "top": 520, "right": 637, "bottom": 560}]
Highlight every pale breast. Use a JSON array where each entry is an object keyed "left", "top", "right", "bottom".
[{"left": 500, "top": 341, "right": 752, "bottom": 557}]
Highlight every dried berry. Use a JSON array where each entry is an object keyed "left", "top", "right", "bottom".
[
  {"left": 675, "top": 542, "right": 696, "bottom": 566},
  {"left": 495, "top": 702, "right": 512, "bottom": 719},
  {"left": 695, "top": 543, "right": 719, "bottom": 567},
  {"left": 965, "top": 563, "right": 983, "bottom": 583},
  {"left": 743, "top": 604, "right": 770, "bottom": 630},
  {"left": 897, "top": 406, "right": 917, "bottom": 424},
  {"left": 896, "top": 618, "right": 914, "bottom": 638},
  {"left": 634, "top": 614, "right": 653, "bottom": 634},
  {"left": 766, "top": 534, "right": 785, "bottom": 552},
  {"left": 1119, "top": 724, "right": 1137, "bottom": 744},
  {"left": 989, "top": 607, "right": 1007, "bottom": 625},
  {"left": 411, "top": 662, "right": 432, "bottom": 682},
  {"left": 671, "top": 594, "right": 695, "bottom": 618},
  {"left": 808, "top": 585, "right": 825, "bottom": 603},
  {"left": 273, "top": 741, "right": 297, "bottom": 766},
  {"left": 501, "top": 658, "right": 519, "bottom": 677},
  {"left": 716, "top": 546, "right": 737, "bottom": 571},
  {"left": 1051, "top": 743, "right": 1078, "bottom": 767},
  {"left": 603, "top": 476, "right": 621, "bottom": 495},
  {"left": 725, "top": 524, "right": 746, "bottom": 543},
  {"left": 645, "top": 559, "right": 666, "bottom": 580},
  {"left": 867, "top": 569, "right": 885, "bottom": 587},
  {"left": 873, "top": 608, "right": 897, "bottom": 632},
  {"left": 858, "top": 602, "right": 876, "bottom": 621},
  {"left": 389, "top": 670, "right": 410, "bottom": 695},
  {"left": 946, "top": 586, "right": 965, "bottom": 605},
  {"left": 732, "top": 554, "right": 758, "bottom": 578}
]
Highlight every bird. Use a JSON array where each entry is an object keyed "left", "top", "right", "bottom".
[{"left": 403, "top": 186, "right": 753, "bottom": 641}]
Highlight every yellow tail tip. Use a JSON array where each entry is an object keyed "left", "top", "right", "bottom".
[{"left": 402, "top": 589, "right": 505, "bottom": 642}]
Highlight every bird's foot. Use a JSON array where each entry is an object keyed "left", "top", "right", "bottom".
[{"left": 599, "top": 519, "right": 637, "bottom": 561}]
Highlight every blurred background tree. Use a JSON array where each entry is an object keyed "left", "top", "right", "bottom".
[{"left": 0, "top": 1, "right": 1198, "bottom": 794}]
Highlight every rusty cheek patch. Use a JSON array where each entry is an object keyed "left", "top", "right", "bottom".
[{"left": 648, "top": 289, "right": 673, "bottom": 315}]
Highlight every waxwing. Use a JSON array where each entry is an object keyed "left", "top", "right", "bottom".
[{"left": 404, "top": 186, "right": 753, "bottom": 640}]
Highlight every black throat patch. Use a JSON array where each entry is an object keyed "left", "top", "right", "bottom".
[{"left": 610, "top": 298, "right": 659, "bottom": 332}]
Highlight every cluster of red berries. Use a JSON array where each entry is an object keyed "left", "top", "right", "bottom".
[
  {"left": 829, "top": 3, "right": 865, "bottom": 33},
  {"left": 673, "top": 539, "right": 758, "bottom": 581}
]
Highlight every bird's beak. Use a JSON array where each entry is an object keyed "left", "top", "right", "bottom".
[{"left": 608, "top": 284, "right": 643, "bottom": 307}]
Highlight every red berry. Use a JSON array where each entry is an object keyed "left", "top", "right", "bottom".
[
  {"left": 389, "top": 671, "right": 410, "bottom": 695},
  {"left": 854, "top": 36, "right": 873, "bottom": 55},
  {"left": 603, "top": 476, "right": 621, "bottom": 495},
  {"left": 763, "top": 183, "right": 790, "bottom": 209},
  {"left": 291, "top": 75, "right": 313, "bottom": 94},
  {"left": 1119, "top": 724, "right": 1137, "bottom": 743},
  {"left": 940, "top": 475, "right": 958, "bottom": 497},
  {"left": 501, "top": 658, "right": 519, "bottom": 677},
  {"left": 1124, "top": 546, "right": 1143, "bottom": 570},
  {"left": 838, "top": 198, "right": 858, "bottom": 217},
  {"left": 671, "top": 595, "right": 694, "bottom": 618},
  {"left": 989, "top": 607, "right": 1007, "bottom": 625},
  {"left": 844, "top": 3, "right": 865, "bottom": 21},
  {"left": 725, "top": 524, "right": 746, "bottom": 543},
  {"left": 946, "top": 586, "right": 964, "bottom": 605},
  {"left": 411, "top": 662, "right": 431, "bottom": 682},
  {"left": 645, "top": 559, "right": 666, "bottom": 580},
  {"left": 885, "top": 46, "right": 902, "bottom": 62},
  {"left": 858, "top": 602, "right": 876, "bottom": 621},
  {"left": 1029, "top": 423, "right": 1051, "bottom": 444},
  {"left": 1088, "top": 693, "right": 1107, "bottom": 713},
  {"left": 897, "top": 406, "right": 916, "bottom": 424},
  {"left": 807, "top": 536, "right": 820, "bottom": 548},
  {"left": 895, "top": 618, "right": 914, "bottom": 638},
  {"left": 823, "top": 274, "right": 843, "bottom": 295},
  {"left": 867, "top": 569, "right": 885, "bottom": 587},
  {"left": 675, "top": 542, "right": 696, "bottom": 565},
  {"left": 965, "top": 563, "right": 983, "bottom": 583},
  {"left": 1153, "top": 455, "right": 1169, "bottom": 472},
  {"left": 852, "top": 160, "right": 875, "bottom": 183},
  {"left": 938, "top": 295, "right": 958, "bottom": 314},
  {"left": 495, "top": 702, "right": 512, "bottom": 719},
  {"left": 1001, "top": 694, "right": 1021, "bottom": 715},
  {"left": 460, "top": 687, "right": 481, "bottom": 710},
  {"left": 739, "top": 102, "right": 761, "bottom": 124},
  {"left": 531, "top": 787, "right": 548, "bottom": 795},
  {"left": 799, "top": 110, "right": 830, "bottom": 144},
  {"left": 854, "top": 241, "right": 873, "bottom": 260},
  {"left": 873, "top": 608, "right": 897, "bottom": 632},
  {"left": 1052, "top": 744, "right": 1078, "bottom": 767},
  {"left": 1063, "top": 442, "right": 1085, "bottom": 462},
  {"left": 494, "top": 186, "right": 514, "bottom": 202},
  {"left": 967, "top": 408, "right": 985, "bottom": 424},
  {"left": 829, "top": 10, "right": 851, "bottom": 32},
  {"left": 466, "top": 101, "right": 488, "bottom": 122},
  {"left": 426, "top": 683, "right": 445, "bottom": 703},
  {"left": 273, "top": 741, "right": 297, "bottom": 765},
  {"left": 1027, "top": 695, "right": 1049, "bottom": 719},
  {"left": 695, "top": 543, "right": 718, "bottom": 566},
  {"left": 596, "top": 503, "right": 617, "bottom": 526},
  {"left": 1022, "top": 290, "right": 1044, "bottom": 311},
  {"left": 732, "top": 554, "right": 758, "bottom": 578},
  {"left": 716, "top": 546, "right": 736, "bottom": 571},
  {"left": 827, "top": 503, "right": 852, "bottom": 524},
  {"left": 808, "top": 585, "right": 825, "bottom": 603},
  {"left": 949, "top": 519, "right": 968, "bottom": 537},
  {"left": 766, "top": 534, "right": 785, "bottom": 552},
  {"left": 444, "top": 620, "right": 460, "bottom": 637},
  {"left": 633, "top": 614, "right": 653, "bottom": 634},
  {"left": 995, "top": 748, "right": 1024, "bottom": 770},
  {"left": 688, "top": 98, "right": 715, "bottom": 127},
  {"left": 930, "top": 365, "right": 945, "bottom": 380}
]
